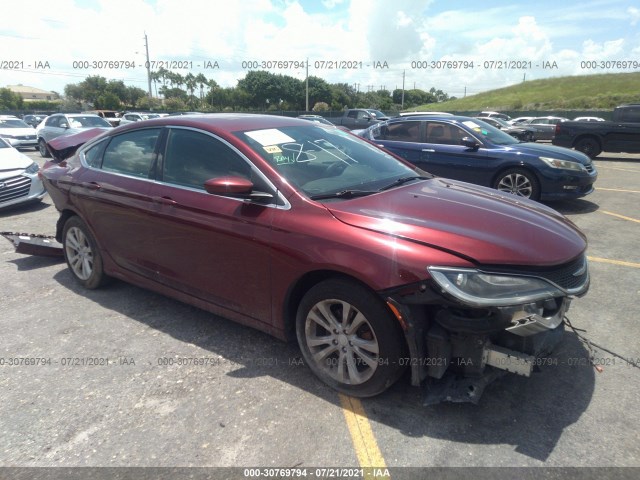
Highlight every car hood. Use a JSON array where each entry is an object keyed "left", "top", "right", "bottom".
[
  {"left": 325, "top": 178, "right": 587, "bottom": 266},
  {"left": 500, "top": 142, "right": 592, "bottom": 165},
  {"left": 0, "top": 127, "right": 36, "bottom": 136},
  {"left": 0, "top": 147, "right": 32, "bottom": 174},
  {"left": 47, "top": 128, "right": 109, "bottom": 162}
]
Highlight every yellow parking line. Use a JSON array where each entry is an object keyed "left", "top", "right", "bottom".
[
  {"left": 600, "top": 210, "right": 640, "bottom": 224},
  {"left": 339, "top": 394, "right": 389, "bottom": 478},
  {"left": 597, "top": 188, "right": 640, "bottom": 194},
  {"left": 588, "top": 256, "right": 640, "bottom": 268}
]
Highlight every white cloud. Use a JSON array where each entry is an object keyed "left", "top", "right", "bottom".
[{"left": 1, "top": 0, "right": 638, "bottom": 100}]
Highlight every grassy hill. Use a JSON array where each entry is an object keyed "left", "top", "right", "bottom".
[{"left": 414, "top": 72, "right": 640, "bottom": 112}]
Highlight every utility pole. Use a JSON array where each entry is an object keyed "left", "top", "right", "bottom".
[
  {"left": 401, "top": 70, "right": 405, "bottom": 109},
  {"left": 144, "top": 32, "right": 152, "bottom": 99},
  {"left": 305, "top": 58, "right": 309, "bottom": 111}
]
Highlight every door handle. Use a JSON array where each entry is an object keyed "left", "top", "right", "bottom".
[
  {"left": 422, "top": 149, "right": 435, "bottom": 152},
  {"left": 80, "top": 181, "right": 101, "bottom": 190},
  {"left": 152, "top": 196, "right": 177, "bottom": 206}
]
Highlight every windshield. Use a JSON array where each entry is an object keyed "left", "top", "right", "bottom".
[
  {"left": 366, "top": 110, "right": 387, "bottom": 119},
  {"left": 491, "top": 118, "right": 511, "bottom": 128},
  {"left": 461, "top": 119, "right": 519, "bottom": 146},
  {"left": 68, "top": 116, "right": 112, "bottom": 128},
  {"left": 234, "top": 125, "right": 418, "bottom": 199},
  {"left": 0, "top": 118, "right": 31, "bottom": 128}
]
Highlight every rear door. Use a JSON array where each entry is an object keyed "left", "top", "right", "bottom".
[
  {"left": 605, "top": 106, "right": 640, "bottom": 153},
  {"left": 72, "top": 127, "right": 163, "bottom": 277},
  {"left": 367, "top": 120, "right": 425, "bottom": 164}
]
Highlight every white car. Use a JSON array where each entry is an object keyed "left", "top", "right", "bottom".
[
  {"left": 119, "top": 112, "right": 161, "bottom": 125},
  {"left": 573, "top": 116, "right": 606, "bottom": 122},
  {"left": 0, "top": 138, "right": 46, "bottom": 209},
  {"left": 0, "top": 115, "right": 38, "bottom": 150}
]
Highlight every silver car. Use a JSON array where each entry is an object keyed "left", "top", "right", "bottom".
[
  {"left": 0, "top": 138, "right": 46, "bottom": 209},
  {"left": 35, "top": 113, "right": 112, "bottom": 157},
  {"left": 522, "top": 116, "right": 569, "bottom": 141},
  {"left": 0, "top": 116, "right": 38, "bottom": 149}
]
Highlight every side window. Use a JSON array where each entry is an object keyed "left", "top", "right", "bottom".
[
  {"left": 162, "top": 129, "right": 251, "bottom": 190},
  {"left": 426, "top": 123, "right": 465, "bottom": 145},
  {"left": 102, "top": 128, "right": 160, "bottom": 178},
  {"left": 46, "top": 116, "right": 60, "bottom": 127},
  {"left": 382, "top": 121, "right": 421, "bottom": 142},
  {"left": 347, "top": 111, "right": 358, "bottom": 119},
  {"left": 82, "top": 139, "right": 108, "bottom": 168}
]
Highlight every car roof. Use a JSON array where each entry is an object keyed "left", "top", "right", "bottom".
[
  {"left": 383, "top": 114, "right": 484, "bottom": 123},
  {"left": 112, "top": 113, "right": 310, "bottom": 134}
]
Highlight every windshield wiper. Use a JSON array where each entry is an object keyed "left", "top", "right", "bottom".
[
  {"left": 378, "top": 175, "right": 430, "bottom": 192},
  {"left": 310, "top": 189, "right": 378, "bottom": 200}
]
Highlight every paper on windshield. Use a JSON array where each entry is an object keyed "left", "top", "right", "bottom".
[{"left": 246, "top": 129, "right": 295, "bottom": 146}]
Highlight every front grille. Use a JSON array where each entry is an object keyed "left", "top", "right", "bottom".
[
  {"left": 483, "top": 254, "right": 589, "bottom": 293},
  {"left": 0, "top": 175, "right": 31, "bottom": 203}
]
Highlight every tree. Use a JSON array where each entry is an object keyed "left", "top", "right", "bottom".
[
  {"left": 312, "top": 102, "right": 329, "bottom": 112},
  {"left": 330, "top": 83, "right": 357, "bottom": 110},
  {"left": 0, "top": 88, "right": 24, "bottom": 110},
  {"left": 95, "top": 92, "right": 121, "bottom": 110},
  {"left": 125, "top": 86, "right": 148, "bottom": 109},
  {"left": 307, "top": 76, "right": 332, "bottom": 110}
]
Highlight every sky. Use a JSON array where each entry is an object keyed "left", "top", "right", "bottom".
[{"left": 2, "top": 0, "right": 639, "bottom": 99}]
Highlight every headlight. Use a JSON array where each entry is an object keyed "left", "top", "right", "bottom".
[
  {"left": 428, "top": 267, "right": 563, "bottom": 307},
  {"left": 25, "top": 162, "right": 39, "bottom": 174},
  {"left": 539, "top": 156, "right": 586, "bottom": 172}
]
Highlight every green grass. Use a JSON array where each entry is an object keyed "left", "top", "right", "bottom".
[{"left": 413, "top": 72, "right": 640, "bottom": 112}]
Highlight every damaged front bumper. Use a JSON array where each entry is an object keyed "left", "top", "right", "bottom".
[{"left": 383, "top": 258, "right": 589, "bottom": 404}]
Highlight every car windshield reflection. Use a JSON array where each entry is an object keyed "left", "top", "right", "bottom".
[{"left": 235, "top": 125, "right": 418, "bottom": 199}]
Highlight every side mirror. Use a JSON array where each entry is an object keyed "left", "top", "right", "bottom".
[
  {"left": 60, "top": 122, "right": 69, "bottom": 129},
  {"left": 204, "top": 176, "right": 273, "bottom": 202},
  {"left": 461, "top": 137, "right": 480, "bottom": 150}
]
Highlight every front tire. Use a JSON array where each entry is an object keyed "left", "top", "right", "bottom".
[
  {"left": 38, "top": 138, "right": 50, "bottom": 158},
  {"left": 296, "top": 279, "right": 406, "bottom": 397},
  {"left": 494, "top": 168, "right": 540, "bottom": 200},
  {"left": 62, "top": 216, "right": 109, "bottom": 289}
]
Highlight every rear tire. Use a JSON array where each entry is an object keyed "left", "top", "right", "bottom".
[
  {"left": 62, "top": 216, "right": 109, "bottom": 289},
  {"left": 296, "top": 279, "right": 406, "bottom": 397},
  {"left": 574, "top": 137, "right": 601, "bottom": 158}
]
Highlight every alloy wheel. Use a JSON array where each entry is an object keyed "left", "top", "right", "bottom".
[{"left": 304, "top": 298, "right": 380, "bottom": 385}]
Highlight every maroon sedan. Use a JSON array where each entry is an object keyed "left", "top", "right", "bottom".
[{"left": 41, "top": 114, "right": 590, "bottom": 402}]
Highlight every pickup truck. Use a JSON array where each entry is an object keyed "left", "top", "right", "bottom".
[
  {"left": 552, "top": 104, "right": 640, "bottom": 158},
  {"left": 328, "top": 109, "right": 389, "bottom": 130}
]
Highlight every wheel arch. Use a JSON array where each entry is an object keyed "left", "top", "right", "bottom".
[
  {"left": 55, "top": 209, "right": 78, "bottom": 242},
  {"left": 491, "top": 163, "right": 542, "bottom": 189},
  {"left": 282, "top": 270, "right": 407, "bottom": 345},
  {"left": 572, "top": 133, "right": 602, "bottom": 150}
]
